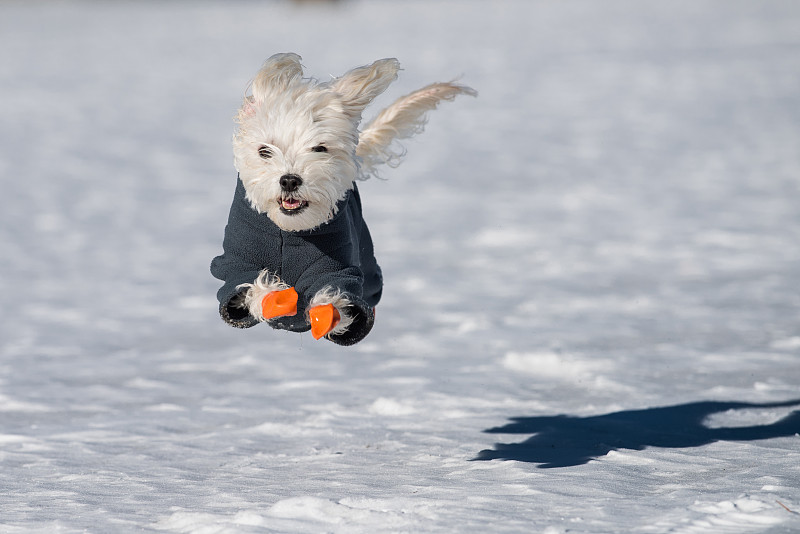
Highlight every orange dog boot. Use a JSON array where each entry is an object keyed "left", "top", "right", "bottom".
[
  {"left": 261, "top": 287, "right": 298, "bottom": 319},
  {"left": 309, "top": 304, "right": 341, "bottom": 340}
]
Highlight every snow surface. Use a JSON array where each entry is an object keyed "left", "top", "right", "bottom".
[{"left": 1, "top": 0, "right": 800, "bottom": 532}]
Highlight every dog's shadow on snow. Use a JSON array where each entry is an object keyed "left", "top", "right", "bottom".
[{"left": 474, "top": 399, "right": 800, "bottom": 468}]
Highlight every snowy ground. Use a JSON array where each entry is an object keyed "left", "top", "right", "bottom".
[{"left": 1, "top": 0, "right": 800, "bottom": 532}]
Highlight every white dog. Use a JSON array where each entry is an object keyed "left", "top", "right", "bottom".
[{"left": 211, "top": 53, "right": 475, "bottom": 345}]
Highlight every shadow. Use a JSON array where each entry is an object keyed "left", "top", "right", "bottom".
[{"left": 474, "top": 399, "right": 800, "bottom": 468}]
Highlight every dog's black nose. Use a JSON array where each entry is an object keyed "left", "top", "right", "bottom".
[{"left": 279, "top": 174, "right": 303, "bottom": 192}]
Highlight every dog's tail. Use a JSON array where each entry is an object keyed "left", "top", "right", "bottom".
[{"left": 356, "top": 82, "right": 477, "bottom": 178}]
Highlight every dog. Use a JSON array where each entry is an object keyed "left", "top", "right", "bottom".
[{"left": 211, "top": 53, "right": 475, "bottom": 345}]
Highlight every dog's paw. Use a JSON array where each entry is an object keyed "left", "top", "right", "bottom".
[
  {"left": 307, "top": 287, "right": 354, "bottom": 339},
  {"left": 261, "top": 287, "right": 298, "bottom": 320},
  {"left": 308, "top": 303, "right": 341, "bottom": 339},
  {"left": 236, "top": 270, "right": 292, "bottom": 321}
]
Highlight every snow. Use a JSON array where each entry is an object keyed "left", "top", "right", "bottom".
[{"left": 1, "top": 0, "right": 800, "bottom": 532}]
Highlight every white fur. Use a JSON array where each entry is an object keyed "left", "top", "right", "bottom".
[
  {"left": 233, "top": 53, "right": 476, "bottom": 232},
  {"left": 233, "top": 53, "right": 475, "bottom": 336},
  {"left": 307, "top": 286, "right": 354, "bottom": 337},
  {"left": 233, "top": 53, "right": 399, "bottom": 232},
  {"left": 236, "top": 270, "right": 290, "bottom": 321},
  {"left": 357, "top": 81, "right": 478, "bottom": 176}
]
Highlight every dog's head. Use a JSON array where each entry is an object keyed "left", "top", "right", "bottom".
[{"left": 233, "top": 53, "right": 399, "bottom": 232}]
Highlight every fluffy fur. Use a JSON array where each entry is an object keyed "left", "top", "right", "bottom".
[
  {"left": 233, "top": 53, "right": 397, "bottom": 232},
  {"left": 239, "top": 270, "right": 290, "bottom": 320},
  {"left": 307, "top": 286, "right": 354, "bottom": 336},
  {"left": 231, "top": 53, "right": 475, "bottom": 339},
  {"left": 358, "top": 81, "right": 478, "bottom": 174}
]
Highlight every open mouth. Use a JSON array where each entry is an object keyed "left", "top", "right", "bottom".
[{"left": 279, "top": 197, "right": 309, "bottom": 215}]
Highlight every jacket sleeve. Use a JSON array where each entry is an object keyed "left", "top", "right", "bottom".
[
  {"left": 210, "top": 179, "right": 273, "bottom": 329},
  {"left": 210, "top": 253, "right": 261, "bottom": 329}
]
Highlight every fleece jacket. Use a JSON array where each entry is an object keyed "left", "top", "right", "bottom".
[{"left": 210, "top": 177, "right": 382, "bottom": 346}]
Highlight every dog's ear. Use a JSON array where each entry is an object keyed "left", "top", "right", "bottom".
[
  {"left": 357, "top": 81, "right": 477, "bottom": 177},
  {"left": 331, "top": 58, "right": 400, "bottom": 121},
  {"left": 251, "top": 52, "right": 304, "bottom": 104}
]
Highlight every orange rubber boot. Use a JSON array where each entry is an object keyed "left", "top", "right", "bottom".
[
  {"left": 309, "top": 304, "right": 341, "bottom": 340},
  {"left": 261, "top": 287, "right": 298, "bottom": 319}
]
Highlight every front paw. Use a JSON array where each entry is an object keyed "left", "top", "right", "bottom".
[
  {"left": 237, "top": 269, "right": 292, "bottom": 321},
  {"left": 309, "top": 304, "right": 341, "bottom": 339},
  {"left": 261, "top": 287, "right": 298, "bottom": 320},
  {"left": 308, "top": 287, "right": 354, "bottom": 339},
  {"left": 307, "top": 287, "right": 375, "bottom": 345}
]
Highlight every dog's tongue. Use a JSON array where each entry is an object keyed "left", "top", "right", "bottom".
[{"left": 282, "top": 198, "right": 302, "bottom": 210}]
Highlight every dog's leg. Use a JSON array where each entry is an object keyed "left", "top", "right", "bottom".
[
  {"left": 307, "top": 287, "right": 355, "bottom": 339},
  {"left": 236, "top": 270, "right": 296, "bottom": 321}
]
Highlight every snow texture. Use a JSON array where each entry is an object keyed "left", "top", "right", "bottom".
[{"left": 1, "top": 0, "right": 799, "bottom": 532}]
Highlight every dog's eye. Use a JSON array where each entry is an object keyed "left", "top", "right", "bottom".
[
  {"left": 311, "top": 145, "right": 328, "bottom": 153},
  {"left": 258, "top": 146, "right": 272, "bottom": 159}
]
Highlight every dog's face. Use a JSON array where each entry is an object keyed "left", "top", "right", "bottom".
[{"left": 233, "top": 53, "right": 399, "bottom": 232}]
